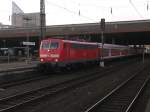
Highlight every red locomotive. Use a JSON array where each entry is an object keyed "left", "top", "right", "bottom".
[{"left": 38, "top": 38, "right": 138, "bottom": 70}]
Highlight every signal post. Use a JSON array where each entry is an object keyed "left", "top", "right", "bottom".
[{"left": 100, "top": 18, "right": 105, "bottom": 67}]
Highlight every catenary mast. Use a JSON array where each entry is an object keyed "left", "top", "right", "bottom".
[{"left": 40, "top": 0, "right": 46, "bottom": 40}]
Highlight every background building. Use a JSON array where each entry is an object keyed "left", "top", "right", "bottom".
[
  {"left": 12, "top": 13, "right": 40, "bottom": 27},
  {"left": 11, "top": 1, "right": 40, "bottom": 27}
]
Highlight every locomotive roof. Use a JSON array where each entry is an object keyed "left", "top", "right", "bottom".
[
  {"left": 63, "top": 39, "right": 97, "bottom": 45},
  {"left": 42, "top": 38, "right": 129, "bottom": 49},
  {"left": 98, "top": 43, "right": 129, "bottom": 49}
]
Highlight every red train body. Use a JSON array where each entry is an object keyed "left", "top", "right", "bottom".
[{"left": 39, "top": 38, "right": 138, "bottom": 69}]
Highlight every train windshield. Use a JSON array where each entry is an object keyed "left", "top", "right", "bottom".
[{"left": 40, "top": 42, "right": 59, "bottom": 49}]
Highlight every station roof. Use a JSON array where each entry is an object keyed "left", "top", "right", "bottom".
[{"left": 0, "top": 19, "right": 150, "bottom": 44}]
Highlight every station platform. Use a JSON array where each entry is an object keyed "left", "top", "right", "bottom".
[{"left": 0, "top": 61, "right": 39, "bottom": 73}]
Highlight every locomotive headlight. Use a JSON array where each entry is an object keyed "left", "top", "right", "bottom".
[
  {"left": 40, "top": 58, "right": 44, "bottom": 62},
  {"left": 55, "top": 59, "right": 58, "bottom": 62},
  {"left": 50, "top": 54, "right": 59, "bottom": 58}
]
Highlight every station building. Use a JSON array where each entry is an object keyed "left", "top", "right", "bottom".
[
  {"left": 0, "top": 2, "right": 150, "bottom": 58},
  {"left": 11, "top": 1, "right": 40, "bottom": 28}
]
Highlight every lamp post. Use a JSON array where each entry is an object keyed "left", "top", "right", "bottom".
[
  {"left": 23, "top": 16, "right": 32, "bottom": 63},
  {"left": 100, "top": 18, "right": 105, "bottom": 67},
  {"left": 2, "top": 40, "right": 9, "bottom": 63},
  {"left": 2, "top": 40, "right": 6, "bottom": 48},
  {"left": 142, "top": 45, "right": 145, "bottom": 63}
]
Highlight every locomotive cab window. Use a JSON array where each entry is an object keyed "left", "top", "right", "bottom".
[
  {"left": 40, "top": 42, "right": 59, "bottom": 49},
  {"left": 40, "top": 42, "right": 50, "bottom": 50},
  {"left": 50, "top": 42, "right": 59, "bottom": 49}
]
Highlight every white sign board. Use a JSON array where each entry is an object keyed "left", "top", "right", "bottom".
[{"left": 23, "top": 42, "right": 35, "bottom": 46}]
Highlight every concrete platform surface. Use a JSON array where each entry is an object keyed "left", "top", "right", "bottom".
[{"left": 0, "top": 61, "right": 39, "bottom": 72}]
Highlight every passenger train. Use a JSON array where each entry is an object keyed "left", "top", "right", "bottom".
[{"left": 38, "top": 38, "right": 141, "bottom": 71}]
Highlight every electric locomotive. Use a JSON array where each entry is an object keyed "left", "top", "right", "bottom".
[
  {"left": 39, "top": 38, "right": 99, "bottom": 70},
  {"left": 38, "top": 38, "right": 138, "bottom": 71}
]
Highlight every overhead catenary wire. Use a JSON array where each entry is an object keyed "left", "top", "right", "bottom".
[
  {"left": 129, "top": 0, "right": 143, "bottom": 18},
  {"left": 68, "top": 0, "right": 109, "bottom": 9},
  {"left": 1, "top": 0, "right": 149, "bottom": 25},
  {"left": 69, "top": 0, "right": 114, "bottom": 16},
  {"left": 45, "top": 0, "right": 147, "bottom": 21},
  {"left": 45, "top": 0, "right": 97, "bottom": 22}
]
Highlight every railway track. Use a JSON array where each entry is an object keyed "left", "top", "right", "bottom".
[
  {"left": 130, "top": 73, "right": 150, "bottom": 112},
  {"left": 0, "top": 66, "right": 36, "bottom": 75},
  {"left": 0, "top": 59, "right": 140, "bottom": 112},
  {"left": 0, "top": 74, "right": 49, "bottom": 89},
  {"left": 0, "top": 58, "right": 136, "bottom": 89},
  {"left": 0, "top": 65, "right": 102, "bottom": 89},
  {"left": 85, "top": 62, "right": 150, "bottom": 112}
]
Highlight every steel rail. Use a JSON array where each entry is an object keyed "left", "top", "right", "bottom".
[
  {"left": 0, "top": 73, "right": 49, "bottom": 89},
  {"left": 0, "top": 67, "right": 36, "bottom": 77},
  {"left": 0, "top": 61, "right": 131, "bottom": 112},
  {"left": 85, "top": 65, "right": 150, "bottom": 112},
  {"left": 125, "top": 75, "right": 150, "bottom": 112}
]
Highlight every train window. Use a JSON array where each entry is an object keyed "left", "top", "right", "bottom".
[
  {"left": 71, "top": 43, "right": 78, "bottom": 49},
  {"left": 40, "top": 42, "right": 59, "bottom": 49},
  {"left": 103, "top": 49, "right": 109, "bottom": 56},
  {"left": 85, "top": 44, "right": 97, "bottom": 49},
  {"left": 40, "top": 42, "right": 50, "bottom": 50},
  {"left": 50, "top": 42, "right": 59, "bottom": 49},
  {"left": 71, "top": 43, "right": 97, "bottom": 49}
]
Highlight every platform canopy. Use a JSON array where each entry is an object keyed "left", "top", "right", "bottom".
[{"left": 0, "top": 19, "right": 150, "bottom": 45}]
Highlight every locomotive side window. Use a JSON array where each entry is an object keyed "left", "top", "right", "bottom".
[
  {"left": 71, "top": 43, "right": 97, "bottom": 49},
  {"left": 71, "top": 43, "right": 78, "bottom": 49}
]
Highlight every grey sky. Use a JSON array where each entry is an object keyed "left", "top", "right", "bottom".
[{"left": 0, "top": 0, "right": 149, "bottom": 25}]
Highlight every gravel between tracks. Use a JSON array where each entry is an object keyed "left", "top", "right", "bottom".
[
  {"left": 0, "top": 67, "right": 101, "bottom": 99},
  {"left": 13, "top": 59, "right": 148, "bottom": 112},
  {"left": 130, "top": 75, "right": 150, "bottom": 112}
]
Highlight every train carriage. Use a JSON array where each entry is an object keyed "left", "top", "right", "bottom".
[{"left": 38, "top": 38, "right": 140, "bottom": 71}]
